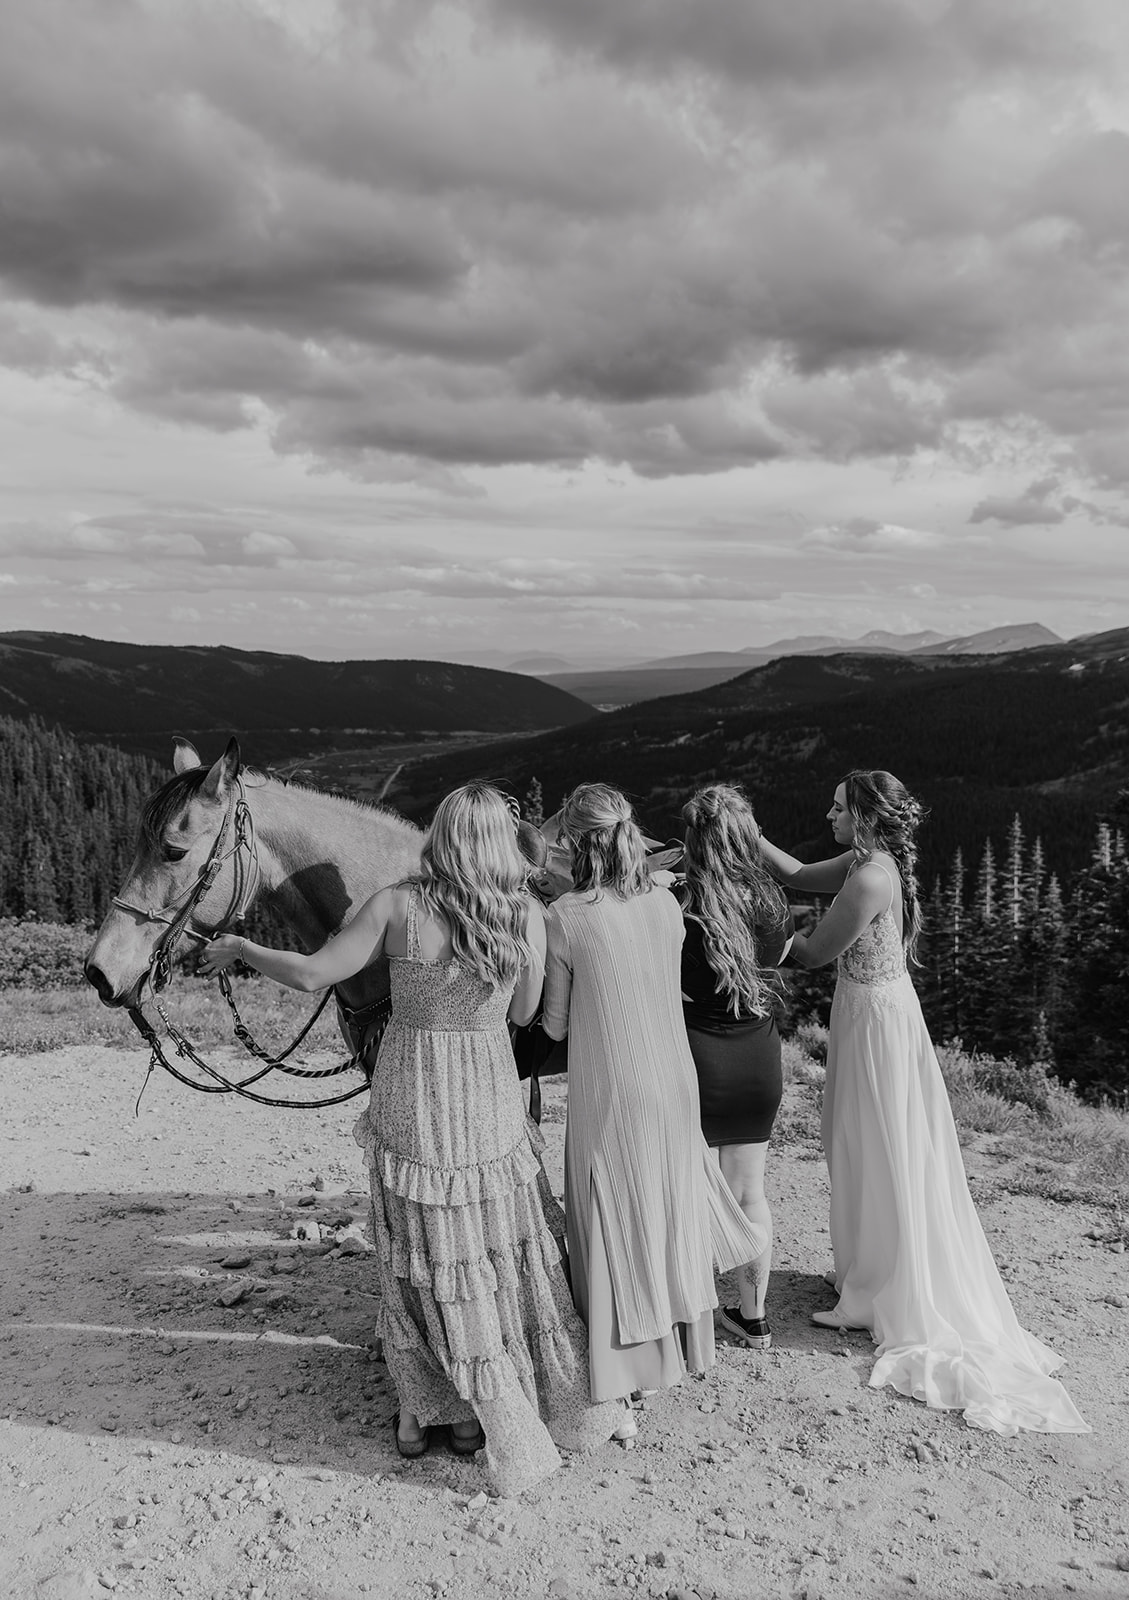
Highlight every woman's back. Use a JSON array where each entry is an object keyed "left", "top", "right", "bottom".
[
  {"left": 544, "top": 886, "right": 686, "bottom": 1071},
  {"left": 389, "top": 886, "right": 513, "bottom": 1032}
]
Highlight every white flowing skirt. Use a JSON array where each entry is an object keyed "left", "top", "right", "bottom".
[{"left": 823, "top": 971, "right": 1089, "bottom": 1436}]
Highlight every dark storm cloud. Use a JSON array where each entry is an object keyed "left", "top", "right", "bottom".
[{"left": 0, "top": 0, "right": 1127, "bottom": 491}]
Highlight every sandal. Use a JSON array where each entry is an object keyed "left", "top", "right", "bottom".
[
  {"left": 810, "top": 1309, "right": 869, "bottom": 1332},
  {"left": 448, "top": 1419, "right": 486, "bottom": 1457},
  {"left": 393, "top": 1411, "right": 430, "bottom": 1458},
  {"left": 612, "top": 1402, "right": 638, "bottom": 1441}
]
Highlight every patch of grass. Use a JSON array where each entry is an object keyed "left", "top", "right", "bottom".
[
  {"left": 995, "top": 1091, "right": 1129, "bottom": 1219},
  {"left": 0, "top": 979, "right": 347, "bottom": 1056},
  {"left": 777, "top": 1034, "right": 1129, "bottom": 1215}
]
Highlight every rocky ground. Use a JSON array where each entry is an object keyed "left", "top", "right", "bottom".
[{"left": 1, "top": 1043, "right": 1127, "bottom": 1600}]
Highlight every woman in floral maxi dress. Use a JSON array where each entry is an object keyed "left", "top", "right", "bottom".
[{"left": 203, "top": 782, "right": 619, "bottom": 1495}]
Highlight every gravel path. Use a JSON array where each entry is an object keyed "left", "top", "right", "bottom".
[{"left": 1, "top": 1045, "right": 1125, "bottom": 1600}]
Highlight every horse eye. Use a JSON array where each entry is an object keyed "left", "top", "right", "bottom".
[{"left": 161, "top": 843, "right": 189, "bottom": 863}]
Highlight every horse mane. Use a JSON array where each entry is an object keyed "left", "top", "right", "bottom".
[
  {"left": 141, "top": 764, "right": 422, "bottom": 849},
  {"left": 260, "top": 774, "right": 423, "bottom": 842}
]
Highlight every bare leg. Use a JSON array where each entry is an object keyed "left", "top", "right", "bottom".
[{"left": 716, "top": 1142, "right": 772, "bottom": 1319}]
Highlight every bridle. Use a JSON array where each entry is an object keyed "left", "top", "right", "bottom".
[
  {"left": 115, "top": 774, "right": 388, "bottom": 1110},
  {"left": 112, "top": 777, "right": 261, "bottom": 994}
]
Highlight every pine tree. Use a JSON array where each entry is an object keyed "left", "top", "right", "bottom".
[
  {"left": 973, "top": 839, "right": 997, "bottom": 924},
  {"left": 1005, "top": 813, "right": 1025, "bottom": 935},
  {"left": 1055, "top": 804, "right": 1129, "bottom": 1100},
  {"left": 523, "top": 777, "right": 544, "bottom": 828}
]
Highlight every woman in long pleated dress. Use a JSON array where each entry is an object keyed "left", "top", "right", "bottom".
[
  {"left": 758, "top": 769, "right": 1088, "bottom": 1436},
  {"left": 203, "top": 782, "right": 620, "bottom": 1495},
  {"left": 542, "top": 783, "right": 767, "bottom": 1417}
]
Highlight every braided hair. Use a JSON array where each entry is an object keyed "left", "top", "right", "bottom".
[{"left": 842, "top": 770, "right": 927, "bottom": 961}]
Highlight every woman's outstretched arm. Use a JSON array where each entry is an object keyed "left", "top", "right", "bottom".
[
  {"left": 201, "top": 885, "right": 396, "bottom": 991},
  {"left": 541, "top": 908, "right": 572, "bottom": 1040},
  {"left": 509, "top": 899, "right": 548, "bottom": 1027},
  {"left": 758, "top": 835, "right": 855, "bottom": 896},
  {"left": 788, "top": 864, "right": 892, "bottom": 968}
]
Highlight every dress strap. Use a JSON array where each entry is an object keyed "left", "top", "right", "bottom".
[{"left": 406, "top": 883, "right": 421, "bottom": 960}]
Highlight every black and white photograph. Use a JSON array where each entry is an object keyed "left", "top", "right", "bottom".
[{"left": 1, "top": 2, "right": 1127, "bottom": 1597}]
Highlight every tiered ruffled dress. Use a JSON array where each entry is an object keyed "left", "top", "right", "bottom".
[
  {"left": 352, "top": 888, "right": 619, "bottom": 1496},
  {"left": 822, "top": 865, "right": 1089, "bottom": 1436}
]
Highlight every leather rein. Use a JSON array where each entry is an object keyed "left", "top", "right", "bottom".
[{"left": 119, "top": 778, "right": 387, "bottom": 1110}]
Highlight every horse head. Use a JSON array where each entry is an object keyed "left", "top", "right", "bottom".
[{"left": 84, "top": 736, "right": 253, "bottom": 1007}]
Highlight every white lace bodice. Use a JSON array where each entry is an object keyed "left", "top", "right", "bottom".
[{"left": 838, "top": 862, "right": 907, "bottom": 986}]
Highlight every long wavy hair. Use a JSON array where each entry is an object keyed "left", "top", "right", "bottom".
[
  {"left": 558, "top": 783, "right": 650, "bottom": 900},
  {"left": 416, "top": 782, "right": 533, "bottom": 985},
  {"left": 681, "top": 784, "right": 789, "bottom": 1017},
  {"left": 842, "top": 769, "right": 927, "bottom": 961}
]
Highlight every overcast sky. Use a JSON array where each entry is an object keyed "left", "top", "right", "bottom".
[{"left": 1, "top": 0, "right": 1128, "bottom": 665}]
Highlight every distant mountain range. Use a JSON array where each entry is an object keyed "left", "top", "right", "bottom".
[
  {"left": 0, "top": 632, "right": 595, "bottom": 759},
  {"left": 389, "top": 627, "right": 1129, "bottom": 886},
  {"left": 540, "top": 623, "right": 1064, "bottom": 706}
]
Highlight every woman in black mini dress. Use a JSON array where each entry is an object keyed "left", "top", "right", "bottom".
[{"left": 680, "top": 785, "right": 793, "bottom": 1350}]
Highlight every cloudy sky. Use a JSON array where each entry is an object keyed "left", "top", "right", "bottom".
[{"left": 1, "top": 0, "right": 1128, "bottom": 666}]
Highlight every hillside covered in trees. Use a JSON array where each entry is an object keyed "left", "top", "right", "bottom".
[
  {"left": 0, "top": 716, "right": 163, "bottom": 924},
  {"left": 390, "top": 627, "right": 1129, "bottom": 889},
  {"left": 0, "top": 631, "right": 595, "bottom": 760}
]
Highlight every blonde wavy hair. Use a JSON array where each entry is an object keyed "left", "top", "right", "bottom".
[
  {"left": 417, "top": 782, "right": 534, "bottom": 985},
  {"left": 681, "top": 784, "right": 788, "bottom": 1017},
  {"left": 558, "top": 783, "right": 650, "bottom": 900}
]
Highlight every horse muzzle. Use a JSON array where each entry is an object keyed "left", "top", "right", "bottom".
[{"left": 83, "top": 960, "right": 144, "bottom": 1009}]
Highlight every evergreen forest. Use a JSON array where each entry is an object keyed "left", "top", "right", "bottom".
[{"left": 4, "top": 712, "right": 1129, "bottom": 1103}]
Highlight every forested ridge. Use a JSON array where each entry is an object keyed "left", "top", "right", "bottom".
[
  {"left": 390, "top": 631, "right": 1129, "bottom": 888},
  {"left": 0, "top": 631, "right": 594, "bottom": 756},
  {"left": 0, "top": 716, "right": 163, "bottom": 923}
]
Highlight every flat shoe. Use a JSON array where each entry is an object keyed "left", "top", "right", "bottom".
[
  {"left": 810, "top": 1309, "right": 869, "bottom": 1332},
  {"left": 393, "top": 1411, "right": 430, "bottom": 1458},
  {"left": 448, "top": 1421, "right": 486, "bottom": 1457},
  {"left": 718, "top": 1306, "right": 772, "bottom": 1350},
  {"left": 822, "top": 1270, "right": 839, "bottom": 1288},
  {"left": 612, "top": 1403, "right": 638, "bottom": 1441}
]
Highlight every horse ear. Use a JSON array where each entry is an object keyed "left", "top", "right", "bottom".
[
  {"left": 172, "top": 738, "right": 202, "bottom": 774},
  {"left": 201, "top": 737, "right": 242, "bottom": 801}
]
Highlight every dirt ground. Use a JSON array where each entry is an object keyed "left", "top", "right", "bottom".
[{"left": 1, "top": 1043, "right": 1127, "bottom": 1600}]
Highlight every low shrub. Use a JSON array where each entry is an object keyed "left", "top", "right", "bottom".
[
  {"left": 781, "top": 1037, "right": 825, "bottom": 1088},
  {"left": 0, "top": 919, "right": 92, "bottom": 989},
  {"left": 789, "top": 1018, "right": 829, "bottom": 1067},
  {"left": 935, "top": 1042, "right": 1057, "bottom": 1119}
]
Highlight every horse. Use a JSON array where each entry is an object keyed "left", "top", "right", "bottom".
[
  {"left": 84, "top": 737, "right": 560, "bottom": 1095},
  {"left": 84, "top": 737, "right": 425, "bottom": 1055}
]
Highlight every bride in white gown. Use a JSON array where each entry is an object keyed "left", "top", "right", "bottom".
[{"left": 759, "top": 770, "right": 1088, "bottom": 1437}]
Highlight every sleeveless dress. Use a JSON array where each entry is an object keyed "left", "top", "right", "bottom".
[
  {"left": 680, "top": 907, "right": 793, "bottom": 1146},
  {"left": 544, "top": 886, "right": 768, "bottom": 1403},
  {"left": 822, "top": 864, "right": 1089, "bottom": 1436},
  {"left": 352, "top": 887, "right": 620, "bottom": 1495}
]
